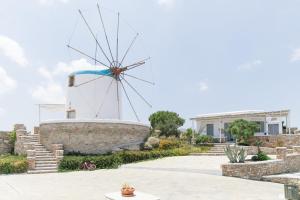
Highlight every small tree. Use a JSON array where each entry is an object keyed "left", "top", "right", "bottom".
[
  {"left": 149, "top": 111, "right": 185, "bottom": 137},
  {"left": 228, "top": 119, "right": 258, "bottom": 145},
  {"left": 181, "top": 128, "right": 194, "bottom": 144}
]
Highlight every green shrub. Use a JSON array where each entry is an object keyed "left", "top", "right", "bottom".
[
  {"left": 59, "top": 148, "right": 192, "bottom": 171},
  {"left": 0, "top": 155, "right": 28, "bottom": 174},
  {"left": 251, "top": 151, "right": 270, "bottom": 161},
  {"left": 195, "top": 135, "right": 214, "bottom": 145},
  {"left": 159, "top": 138, "right": 181, "bottom": 150},
  {"left": 59, "top": 154, "right": 122, "bottom": 171},
  {"left": 224, "top": 145, "right": 247, "bottom": 163},
  {"left": 8, "top": 131, "right": 16, "bottom": 154},
  {"left": 180, "top": 128, "right": 194, "bottom": 144}
]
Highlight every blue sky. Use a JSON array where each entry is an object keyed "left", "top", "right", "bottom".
[{"left": 0, "top": 0, "right": 300, "bottom": 130}]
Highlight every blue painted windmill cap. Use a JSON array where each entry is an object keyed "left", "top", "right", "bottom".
[{"left": 70, "top": 69, "right": 112, "bottom": 76}]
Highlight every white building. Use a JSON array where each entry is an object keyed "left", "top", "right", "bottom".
[
  {"left": 66, "top": 69, "right": 122, "bottom": 120},
  {"left": 191, "top": 110, "right": 291, "bottom": 142}
]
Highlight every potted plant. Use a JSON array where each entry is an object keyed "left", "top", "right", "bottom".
[{"left": 121, "top": 183, "right": 135, "bottom": 197}]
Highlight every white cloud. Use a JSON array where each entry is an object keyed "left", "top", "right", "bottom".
[
  {"left": 35, "top": 0, "right": 69, "bottom": 6},
  {"left": 290, "top": 48, "right": 300, "bottom": 62},
  {"left": 0, "top": 108, "right": 5, "bottom": 116},
  {"left": 157, "top": 0, "right": 176, "bottom": 9},
  {"left": 238, "top": 59, "right": 262, "bottom": 71},
  {"left": 31, "top": 58, "right": 102, "bottom": 104},
  {"left": 199, "top": 81, "right": 208, "bottom": 92},
  {"left": 38, "top": 67, "right": 53, "bottom": 80},
  {"left": 0, "top": 35, "right": 29, "bottom": 67},
  {"left": 0, "top": 66, "right": 17, "bottom": 95},
  {"left": 31, "top": 67, "right": 65, "bottom": 103},
  {"left": 31, "top": 82, "right": 65, "bottom": 104},
  {"left": 52, "top": 58, "right": 106, "bottom": 76}
]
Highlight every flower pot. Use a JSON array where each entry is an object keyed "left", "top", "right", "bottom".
[{"left": 121, "top": 187, "right": 135, "bottom": 197}]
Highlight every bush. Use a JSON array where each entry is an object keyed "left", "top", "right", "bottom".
[
  {"left": 59, "top": 154, "right": 122, "bottom": 171},
  {"left": 159, "top": 138, "right": 181, "bottom": 150},
  {"left": 144, "top": 137, "right": 160, "bottom": 150},
  {"left": 224, "top": 145, "right": 247, "bottom": 163},
  {"left": 251, "top": 151, "right": 270, "bottom": 161},
  {"left": 195, "top": 135, "right": 214, "bottom": 145},
  {"left": 0, "top": 155, "right": 28, "bottom": 174},
  {"left": 8, "top": 131, "right": 16, "bottom": 154},
  {"left": 180, "top": 128, "right": 194, "bottom": 144},
  {"left": 59, "top": 148, "right": 192, "bottom": 171}
]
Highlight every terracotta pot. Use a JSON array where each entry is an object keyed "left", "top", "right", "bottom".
[{"left": 121, "top": 187, "right": 135, "bottom": 197}]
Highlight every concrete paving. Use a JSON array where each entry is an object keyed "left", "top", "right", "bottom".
[{"left": 0, "top": 156, "right": 285, "bottom": 200}]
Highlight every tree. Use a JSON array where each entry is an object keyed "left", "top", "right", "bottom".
[
  {"left": 228, "top": 119, "right": 259, "bottom": 144},
  {"left": 181, "top": 128, "right": 194, "bottom": 144},
  {"left": 149, "top": 111, "right": 185, "bottom": 137}
]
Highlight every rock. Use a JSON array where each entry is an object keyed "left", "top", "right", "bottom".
[{"left": 144, "top": 137, "right": 160, "bottom": 150}]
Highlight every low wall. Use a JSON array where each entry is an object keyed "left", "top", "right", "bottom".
[
  {"left": 241, "top": 146, "right": 277, "bottom": 155},
  {"left": 0, "top": 132, "right": 12, "bottom": 154},
  {"left": 222, "top": 147, "right": 300, "bottom": 180},
  {"left": 249, "top": 134, "right": 300, "bottom": 148},
  {"left": 39, "top": 120, "right": 150, "bottom": 154}
]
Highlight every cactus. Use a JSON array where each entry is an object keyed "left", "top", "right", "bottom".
[{"left": 224, "top": 145, "right": 247, "bottom": 163}]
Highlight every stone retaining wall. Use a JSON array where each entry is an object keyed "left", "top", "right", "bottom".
[
  {"left": 39, "top": 120, "right": 150, "bottom": 154},
  {"left": 249, "top": 135, "right": 300, "bottom": 148},
  {"left": 222, "top": 147, "right": 300, "bottom": 180},
  {"left": 242, "top": 146, "right": 277, "bottom": 155},
  {"left": 0, "top": 132, "right": 12, "bottom": 154}
]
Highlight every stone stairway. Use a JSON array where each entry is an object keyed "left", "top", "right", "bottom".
[
  {"left": 25, "top": 134, "right": 58, "bottom": 174},
  {"left": 190, "top": 143, "right": 228, "bottom": 156}
]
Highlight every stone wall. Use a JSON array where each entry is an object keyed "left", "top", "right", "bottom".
[
  {"left": 241, "top": 146, "right": 277, "bottom": 155},
  {"left": 14, "top": 128, "right": 31, "bottom": 155},
  {"left": 222, "top": 147, "right": 300, "bottom": 180},
  {"left": 0, "top": 132, "right": 13, "bottom": 154},
  {"left": 249, "top": 134, "right": 300, "bottom": 148},
  {"left": 39, "top": 120, "right": 150, "bottom": 154}
]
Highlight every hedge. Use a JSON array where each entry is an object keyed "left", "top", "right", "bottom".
[
  {"left": 0, "top": 155, "right": 28, "bottom": 174},
  {"left": 59, "top": 148, "right": 191, "bottom": 171},
  {"left": 59, "top": 154, "right": 122, "bottom": 171}
]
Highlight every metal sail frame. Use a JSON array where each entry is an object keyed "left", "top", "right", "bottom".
[{"left": 67, "top": 3, "right": 153, "bottom": 121}]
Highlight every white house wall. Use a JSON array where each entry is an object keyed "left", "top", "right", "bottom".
[{"left": 195, "top": 116, "right": 268, "bottom": 138}]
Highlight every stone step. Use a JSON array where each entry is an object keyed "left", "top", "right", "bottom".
[
  {"left": 35, "top": 163, "right": 58, "bottom": 168},
  {"left": 36, "top": 160, "right": 57, "bottom": 164},
  {"left": 190, "top": 153, "right": 225, "bottom": 156},
  {"left": 35, "top": 150, "right": 51, "bottom": 153},
  {"left": 34, "top": 148, "right": 47, "bottom": 151},
  {"left": 34, "top": 145, "right": 44, "bottom": 148},
  {"left": 36, "top": 152, "right": 53, "bottom": 155},
  {"left": 35, "top": 158, "right": 57, "bottom": 162},
  {"left": 35, "top": 165, "right": 58, "bottom": 169},
  {"left": 28, "top": 169, "right": 58, "bottom": 174},
  {"left": 210, "top": 148, "right": 225, "bottom": 150},
  {"left": 208, "top": 151, "right": 224, "bottom": 153},
  {"left": 36, "top": 155, "right": 55, "bottom": 158},
  {"left": 36, "top": 155, "right": 56, "bottom": 159}
]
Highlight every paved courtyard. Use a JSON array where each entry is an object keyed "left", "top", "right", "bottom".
[{"left": 0, "top": 156, "right": 284, "bottom": 200}]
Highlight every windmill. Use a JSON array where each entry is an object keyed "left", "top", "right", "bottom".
[{"left": 66, "top": 3, "right": 154, "bottom": 122}]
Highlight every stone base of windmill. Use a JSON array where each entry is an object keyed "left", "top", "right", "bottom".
[{"left": 38, "top": 119, "right": 150, "bottom": 155}]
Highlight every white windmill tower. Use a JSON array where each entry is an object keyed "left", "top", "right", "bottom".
[{"left": 66, "top": 4, "right": 153, "bottom": 121}]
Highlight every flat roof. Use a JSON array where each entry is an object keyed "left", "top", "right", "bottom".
[{"left": 191, "top": 109, "right": 290, "bottom": 120}]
